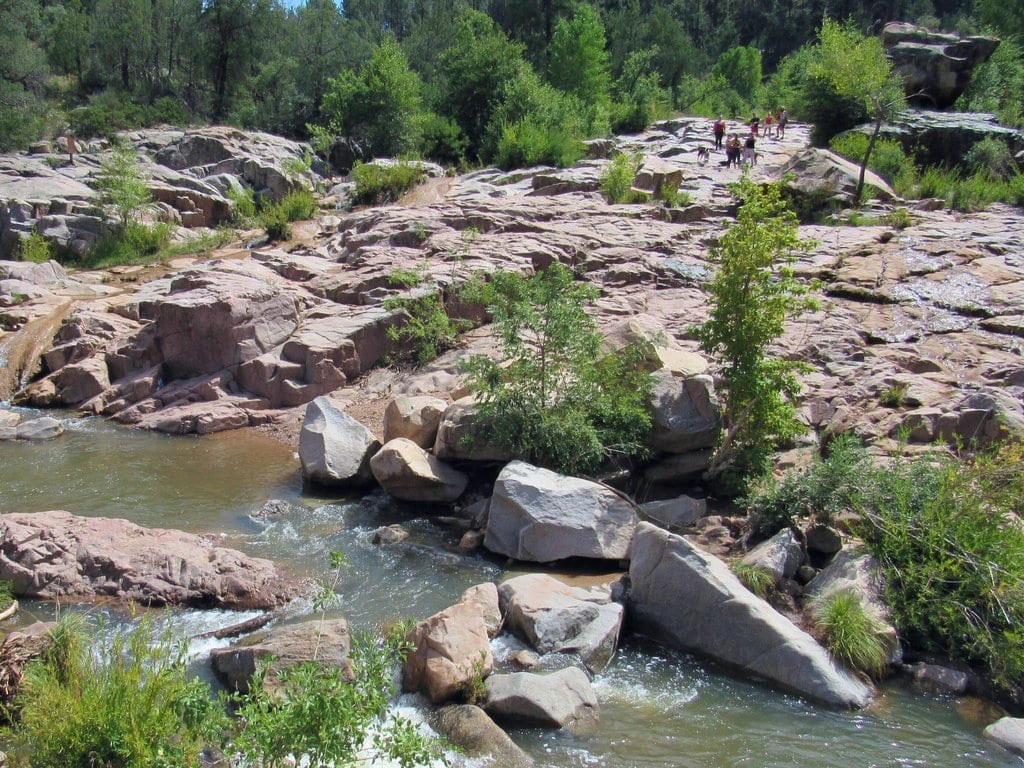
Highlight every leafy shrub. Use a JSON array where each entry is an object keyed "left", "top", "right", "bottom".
[
  {"left": 860, "top": 442, "right": 1024, "bottom": 694},
  {"left": 419, "top": 112, "right": 468, "bottom": 167},
  {"left": 351, "top": 161, "right": 426, "bottom": 206},
  {"left": 964, "top": 137, "right": 1015, "bottom": 180},
  {"left": 884, "top": 207, "right": 913, "bottom": 229},
  {"left": 231, "top": 627, "right": 441, "bottom": 768},
  {"left": 386, "top": 266, "right": 424, "bottom": 289},
  {"left": 462, "top": 262, "right": 653, "bottom": 476},
  {"left": 599, "top": 152, "right": 645, "bottom": 204},
  {"left": 610, "top": 48, "right": 667, "bottom": 134},
  {"left": 656, "top": 179, "right": 690, "bottom": 208},
  {"left": 879, "top": 382, "right": 908, "bottom": 408},
  {"left": 95, "top": 146, "right": 153, "bottom": 231},
  {"left": 731, "top": 561, "right": 775, "bottom": 598},
  {"left": 745, "top": 434, "right": 873, "bottom": 539},
  {"left": 812, "top": 589, "right": 889, "bottom": 678},
  {"left": 492, "top": 118, "right": 582, "bottom": 170},
  {"left": 829, "top": 133, "right": 916, "bottom": 190},
  {"left": 6, "top": 616, "right": 226, "bottom": 768},
  {"left": 383, "top": 291, "right": 470, "bottom": 365},
  {"left": 227, "top": 185, "right": 258, "bottom": 227},
  {"left": 16, "top": 233, "right": 54, "bottom": 263},
  {"left": 85, "top": 222, "right": 172, "bottom": 268},
  {"left": 276, "top": 188, "right": 317, "bottom": 221},
  {"left": 262, "top": 207, "right": 291, "bottom": 242}
]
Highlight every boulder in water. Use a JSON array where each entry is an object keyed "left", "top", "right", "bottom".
[
  {"left": 484, "top": 667, "right": 599, "bottom": 732},
  {"left": 429, "top": 705, "right": 535, "bottom": 768},
  {"left": 299, "top": 396, "right": 380, "bottom": 487}
]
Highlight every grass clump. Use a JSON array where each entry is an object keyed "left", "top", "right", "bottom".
[
  {"left": 879, "top": 382, "right": 908, "bottom": 408},
  {"left": 227, "top": 185, "right": 258, "bottom": 227},
  {"left": 462, "top": 262, "right": 653, "bottom": 476},
  {"left": 731, "top": 561, "right": 776, "bottom": 598},
  {"left": 386, "top": 266, "right": 424, "bottom": 289},
  {"left": 15, "top": 233, "right": 54, "bottom": 263},
  {"left": 351, "top": 161, "right": 426, "bottom": 206},
  {"left": 84, "top": 222, "right": 173, "bottom": 269},
  {"left": 384, "top": 291, "right": 470, "bottom": 365},
  {"left": 884, "top": 207, "right": 913, "bottom": 229},
  {"left": 599, "top": 152, "right": 646, "bottom": 204},
  {"left": 5, "top": 616, "right": 226, "bottom": 768},
  {"left": 812, "top": 589, "right": 889, "bottom": 678},
  {"left": 656, "top": 179, "right": 690, "bottom": 208}
]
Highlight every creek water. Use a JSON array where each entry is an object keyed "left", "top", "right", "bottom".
[{"left": 0, "top": 410, "right": 1019, "bottom": 768}]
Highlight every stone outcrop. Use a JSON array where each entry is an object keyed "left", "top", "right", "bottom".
[
  {"left": 484, "top": 667, "right": 599, "bottom": 732},
  {"left": 498, "top": 574, "right": 623, "bottom": 673},
  {"left": 369, "top": 438, "right": 468, "bottom": 503},
  {"left": 0, "top": 510, "right": 296, "bottom": 609},
  {"left": 484, "top": 461, "right": 638, "bottom": 563},
  {"left": 403, "top": 585, "right": 495, "bottom": 704},
  {"left": 299, "top": 396, "right": 380, "bottom": 487},
  {"left": 433, "top": 399, "right": 513, "bottom": 462},
  {"left": 882, "top": 22, "right": 1000, "bottom": 109},
  {"left": 210, "top": 617, "right": 350, "bottom": 693},
  {"left": 429, "top": 705, "right": 535, "bottom": 768},
  {"left": 773, "top": 149, "right": 896, "bottom": 206},
  {"left": 864, "top": 109, "right": 1024, "bottom": 168},
  {"left": 628, "top": 522, "right": 871, "bottom": 708}
]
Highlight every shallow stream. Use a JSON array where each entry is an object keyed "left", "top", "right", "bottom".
[{"left": 0, "top": 411, "right": 1019, "bottom": 767}]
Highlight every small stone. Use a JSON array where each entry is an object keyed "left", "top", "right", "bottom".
[
  {"left": 984, "top": 717, "right": 1024, "bottom": 756},
  {"left": 458, "top": 530, "right": 485, "bottom": 552},
  {"left": 373, "top": 524, "right": 409, "bottom": 545},
  {"left": 509, "top": 650, "right": 541, "bottom": 670},
  {"left": 796, "top": 565, "right": 818, "bottom": 584},
  {"left": 805, "top": 524, "right": 843, "bottom": 556}
]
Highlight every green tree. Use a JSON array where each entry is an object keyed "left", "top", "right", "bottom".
[
  {"left": 547, "top": 4, "right": 611, "bottom": 114},
  {"left": 713, "top": 45, "right": 762, "bottom": 104},
  {"left": 807, "top": 19, "right": 906, "bottom": 201},
  {"left": 695, "top": 176, "right": 818, "bottom": 487},
  {"left": 91, "top": 0, "right": 153, "bottom": 91},
  {"left": 95, "top": 147, "right": 152, "bottom": 231},
  {"left": 0, "top": 0, "right": 49, "bottom": 151},
  {"left": 437, "top": 9, "right": 526, "bottom": 159},
  {"left": 47, "top": 0, "right": 89, "bottom": 83},
  {"left": 463, "top": 262, "right": 653, "bottom": 476},
  {"left": 315, "top": 35, "right": 423, "bottom": 158}
]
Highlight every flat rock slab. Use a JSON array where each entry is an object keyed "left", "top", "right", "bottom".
[
  {"left": 0, "top": 510, "right": 296, "bottom": 609},
  {"left": 628, "top": 522, "right": 871, "bottom": 708}
]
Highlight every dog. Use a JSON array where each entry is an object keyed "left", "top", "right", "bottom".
[{"left": 696, "top": 146, "right": 711, "bottom": 165}]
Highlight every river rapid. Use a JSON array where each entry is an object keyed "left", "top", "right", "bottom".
[{"left": 0, "top": 411, "right": 1018, "bottom": 768}]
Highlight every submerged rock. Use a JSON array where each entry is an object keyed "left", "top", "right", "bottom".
[
  {"left": 0, "top": 510, "right": 296, "bottom": 609},
  {"left": 429, "top": 705, "right": 535, "bottom": 768},
  {"left": 628, "top": 522, "right": 871, "bottom": 708}
]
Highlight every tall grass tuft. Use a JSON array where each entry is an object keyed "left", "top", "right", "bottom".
[
  {"left": 812, "top": 589, "right": 889, "bottom": 678},
  {"left": 731, "top": 561, "right": 776, "bottom": 598}
]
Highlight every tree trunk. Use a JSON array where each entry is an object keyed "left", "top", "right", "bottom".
[{"left": 857, "top": 113, "right": 883, "bottom": 204}]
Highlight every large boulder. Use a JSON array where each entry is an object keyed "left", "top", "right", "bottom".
[
  {"left": 369, "top": 438, "right": 468, "bottom": 503},
  {"left": 773, "top": 149, "right": 896, "bottom": 206},
  {"left": 484, "top": 667, "right": 598, "bottom": 731},
  {"left": 299, "top": 397, "right": 381, "bottom": 487},
  {"left": 805, "top": 548, "right": 897, "bottom": 650},
  {"left": 210, "top": 618, "right": 350, "bottom": 694},
  {"left": 882, "top": 22, "right": 1000, "bottom": 109},
  {"left": 646, "top": 369, "right": 721, "bottom": 454},
  {"left": 0, "top": 511, "right": 296, "bottom": 609},
  {"left": 382, "top": 395, "right": 447, "bottom": 448},
  {"left": 628, "top": 522, "right": 871, "bottom": 708},
  {"left": 740, "top": 528, "right": 804, "bottom": 583},
  {"left": 429, "top": 705, "right": 535, "bottom": 768},
  {"left": 639, "top": 494, "right": 707, "bottom": 530},
  {"left": 403, "top": 593, "right": 494, "bottom": 704},
  {"left": 484, "top": 461, "right": 638, "bottom": 563},
  {"left": 433, "top": 398, "right": 514, "bottom": 462},
  {"left": 984, "top": 717, "right": 1024, "bottom": 757},
  {"left": 498, "top": 574, "right": 623, "bottom": 673}
]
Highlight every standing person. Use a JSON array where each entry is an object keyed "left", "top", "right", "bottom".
[
  {"left": 762, "top": 111, "right": 773, "bottom": 138},
  {"left": 713, "top": 115, "right": 726, "bottom": 150},
  {"left": 65, "top": 130, "right": 77, "bottom": 166},
  {"left": 743, "top": 130, "right": 757, "bottom": 165},
  {"left": 750, "top": 114, "right": 760, "bottom": 137},
  {"left": 776, "top": 108, "right": 787, "bottom": 139},
  {"left": 727, "top": 134, "right": 741, "bottom": 167}
]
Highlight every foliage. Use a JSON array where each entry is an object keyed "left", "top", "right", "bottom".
[
  {"left": 957, "top": 37, "right": 1024, "bottom": 128},
  {"left": 16, "top": 232, "right": 53, "bottom": 263},
  {"left": 828, "top": 133, "right": 917, "bottom": 194},
  {"left": 599, "top": 152, "right": 645, "bottom": 204},
  {"left": 812, "top": 589, "right": 889, "bottom": 678},
  {"left": 94, "top": 146, "right": 152, "bottom": 231},
  {"left": 85, "top": 222, "right": 172, "bottom": 268},
  {"left": 462, "top": 262, "right": 653, "bottom": 475},
  {"left": 744, "top": 434, "right": 873, "bottom": 539},
  {"left": 262, "top": 209, "right": 290, "bottom": 242},
  {"left": 879, "top": 382, "right": 908, "bottom": 408},
  {"left": 884, "top": 207, "right": 914, "bottom": 229},
  {"left": 6, "top": 615, "right": 227, "bottom": 768},
  {"left": 386, "top": 266, "right": 424, "bottom": 289},
  {"left": 547, "top": 4, "right": 611, "bottom": 118},
  {"left": 227, "top": 185, "right": 258, "bottom": 227},
  {"left": 964, "top": 137, "right": 1016, "bottom": 180},
  {"left": 912, "top": 166, "right": 1024, "bottom": 212},
  {"left": 274, "top": 189, "right": 317, "bottom": 222},
  {"left": 656, "top": 179, "right": 690, "bottom": 208},
  {"left": 713, "top": 46, "right": 762, "bottom": 104},
  {"left": 316, "top": 36, "right": 424, "bottom": 159},
  {"left": 610, "top": 47, "right": 667, "bottom": 134},
  {"left": 731, "top": 561, "right": 775, "bottom": 598},
  {"left": 0, "top": 580, "right": 13, "bottom": 608},
  {"left": 806, "top": 19, "right": 906, "bottom": 201},
  {"left": 418, "top": 112, "right": 468, "bottom": 167},
  {"left": 231, "top": 626, "right": 442, "bottom": 768},
  {"left": 859, "top": 442, "right": 1024, "bottom": 693},
  {"left": 351, "top": 161, "right": 427, "bottom": 206},
  {"left": 695, "top": 177, "right": 818, "bottom": 488},
  {"left": 384, "top": 291, "right": 470, "bottom": 366}
]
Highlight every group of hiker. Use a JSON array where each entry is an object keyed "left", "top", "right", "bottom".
[{"left": 712, "top": 109, "right": 787, "bottom": 168}]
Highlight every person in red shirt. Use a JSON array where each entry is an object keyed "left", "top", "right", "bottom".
[{"left": 713, "top": 116, "right": 726, "bottom": 150}]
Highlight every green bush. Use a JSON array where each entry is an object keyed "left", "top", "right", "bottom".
[
  {"left": 860, "top": 442, "right": 1024, "bottom": 694},
  {"left": 812, "top": 589, "right": 889, "bottom": 678},
  {"left": 232, "top": 626, "right": 441, "bottom": 768},
  {"left": 85, "top": 222, "right": 172, "bottom": 268},
  {"left": 419, "top": 112, "right": 468, "bottom": 166},
  {"left": 16, "top": 232, "right": 54, "bottom": 263},
  {"left": 383, "top": 291, "right": 470, "bottom": 365},
  {"left": 227, "top": 185, "right": 258, "bottom": 227},
  {"left": 6, "top": 616, "right": 226, "bottom": 768},
  {"left": 599, "top": 152, "right": 645, "bottom": 204},
  {"left": 829, "top": 133, "right": 916, "bottom": 190},
  {"left": 276, "top": 188, "right": 317, "bottom": 221},
  {"left": 964, "top": 137, "right": 1016, "bottom": 180},
  {"left": 462, "top": 262, "right": 653, "bottom": 476},
  {"left": 262, "top": 208, "right": 291, "bottom": 242},
  {"left": 656, "top": 179, "right": 690, "bottom": 208},
  {"left": 351, "top": 161, "right": 426, "bottom": 206},
  {"left": 744, "top": 434, "right": 873, "bottom": 539},
  {"left": 492, "top": 118, "right": 582, "bottom": 170}
]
